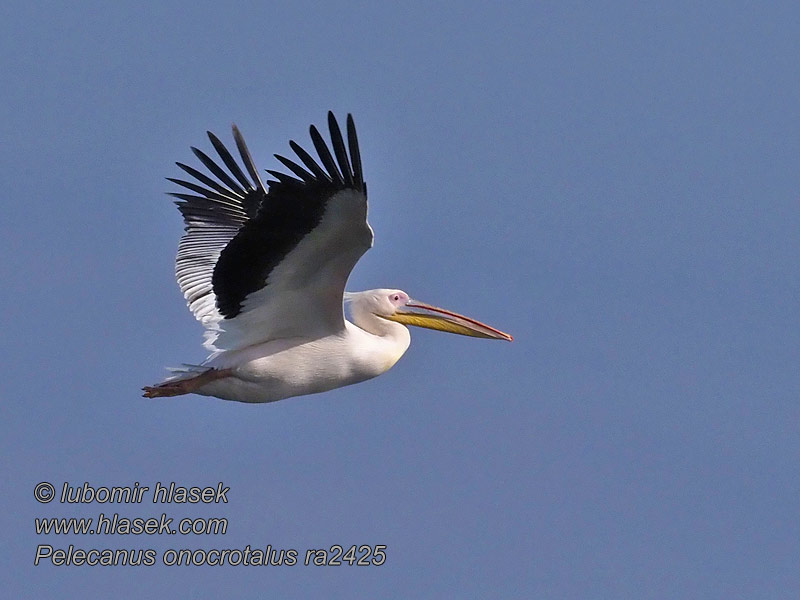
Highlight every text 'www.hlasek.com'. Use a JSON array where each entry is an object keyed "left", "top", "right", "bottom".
[{"left": 33, "top": 481, "right": 386, "bottom": 567}]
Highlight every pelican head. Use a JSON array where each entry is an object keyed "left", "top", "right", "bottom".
[{"left": 346, "top": 289, "right": 512, "bottom": 341}]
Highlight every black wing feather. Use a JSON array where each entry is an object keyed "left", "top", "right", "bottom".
[
  {"left": 274, "top": 154, "right": 316, "bottom": 183},
  {"left": 310, "top": 124, "right": 344, "bottom": 184},
  {"left": 190, "top": 147, "right": 247, "bottom": 197},
  {"left": 207, "top": 131, "right": 254, "bottom": 192},
  {"left": 265, "top": 169, "right": 302, "bottom": 186},
  {"left": 232, "top": 125, "right": 267, "bottom": 194},
  {"left": 176, "top": 162, "right": 239, "bottom": 199},
  {"left": 346, "top": 114, "right": 364, "bottom": 190},
  {"left": 327, "top": 111, "right": 354, "bottom": 186},
  {"left": 166, "top": 178, "right": 242, "bottom": 207},
  {"left": 289, "top": 140, "right": 330, "bottom": 181}
]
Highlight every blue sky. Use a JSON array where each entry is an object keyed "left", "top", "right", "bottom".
[{"left": 3, "top": 1, "right": 799, "bottom": 597}]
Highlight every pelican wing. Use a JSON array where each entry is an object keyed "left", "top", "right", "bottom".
[{"left": 171, "top": 112, "right": 372, "bottom": 352}]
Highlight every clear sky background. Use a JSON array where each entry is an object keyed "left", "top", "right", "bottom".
[{"left": 3, "top": 1, "right": 799, "bottom": 598}]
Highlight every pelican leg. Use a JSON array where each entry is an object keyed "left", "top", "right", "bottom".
[{"left": 142, "top": 368, "right": 233, "bottom": 398}]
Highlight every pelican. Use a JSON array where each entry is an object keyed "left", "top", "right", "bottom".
[{"left": 143, "top": 112, "right": 512, "bottom": 403}]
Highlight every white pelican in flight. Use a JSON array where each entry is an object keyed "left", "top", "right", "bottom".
[{"left": 143, "top": 112, "right": 512, "bottom": 403}]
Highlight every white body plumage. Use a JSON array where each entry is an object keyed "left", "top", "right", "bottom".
[{"left": 197, "top": 291, "right": 411, "bottom": 403}]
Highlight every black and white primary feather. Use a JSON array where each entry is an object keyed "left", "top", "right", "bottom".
[{"left": 144, "top": 112, "right": 511, "bottom": 403}]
